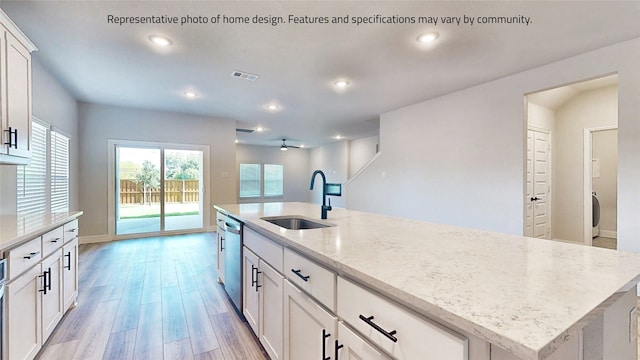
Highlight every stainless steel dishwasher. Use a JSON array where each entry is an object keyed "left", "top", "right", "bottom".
[{"left": 223, "top": 216, "right": 243, "bottom": 315}]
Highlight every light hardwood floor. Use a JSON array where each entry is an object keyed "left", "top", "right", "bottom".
[{"left": 36, "top": 233, "right": 269, "bottom": 360}]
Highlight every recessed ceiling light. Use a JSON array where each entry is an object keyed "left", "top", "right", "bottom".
[
  {"left": 267, "top": 104, "right": 279, "bottom": 111},
  {"left": 334, "top": 80, "right": 350, "bottom": 88},
  {"left": 335, "top": 135, "right": 343, "bottom": 140},
  {"left": 184, "top": 91, "right": 197, "bottom": 98},
  {"left": 149, "top": 35, "right": 172, "bottom": 46},
  {"left": 417, "top": 32, "right": 439, "bottom": 43},
  {"left": 300, "top": 144, "right": 305, "bottom": 148},
  {"left": 235, "top": 139, "right": 239, "bottom": 144},
  {"left": 256, "top": 126, "right": 264, "bottom": 132}
]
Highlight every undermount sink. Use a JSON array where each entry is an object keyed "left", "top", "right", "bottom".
[{"left": 261, "top": 216, "right": 334, "bottom": 230}]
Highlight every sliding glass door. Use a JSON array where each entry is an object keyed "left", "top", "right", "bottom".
[
  {"left": 115, "top": 144, "right": 204, "bottom": 236},
  {"left": 164, "top": 149, "right": 203, "bottom": 231}
]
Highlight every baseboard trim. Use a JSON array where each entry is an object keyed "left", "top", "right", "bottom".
[
  {"left": 79, "top": 234, "right": 111, "bottom": 244},
  {"left": 599, "top": 230, "right": 617, "bottom": 239}
]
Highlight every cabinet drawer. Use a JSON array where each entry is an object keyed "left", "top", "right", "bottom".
[
  {"left": 337, "top": 277, "right": 468, "bottom": 360},
  {"left": 284, "top": 247, "right": 336, "bottom": 311},
  {"left": 244, "top": 228, "right": 283, "bottom": 273},
  {"left": 42, "top": 226, "right": 64, "bottom": 258},
  {"left": 7, "top": 236, "right": 42, "bottom": 281},
  {"left": 63, "top": 219, "right": 79, "bottom": 242}
]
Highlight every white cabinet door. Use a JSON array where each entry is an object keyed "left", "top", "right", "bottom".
[
  {"left": 41, "top": 251, "right": 63, "bottom": 342},
  {"left": 284, "top": 280, "right": 337, "bottom": 360},
  {"left": 3, "top": 26, "right": 32, "bottom": 159},
  {"left": 337, "top": 321, "right": 392, "bottom": 360},
  {"left": 217, "top": 229, "right": 225, "bottom": 283},
  {"left": 259, "top": 260, "right": 284, "bottom": 360},
  {"left": 62, "top": 237, "right": 79, "bottom": 311},
  {"left": 243, "top": 246, "right": 260, "bottom": 334},
  {"left": 6, "top": 265, "right": 42, "bottom": 360}
]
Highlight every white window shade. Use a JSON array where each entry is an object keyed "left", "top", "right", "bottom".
[
  {"left": 17, "top": 122, "right": 47, "bottom": 214},
  {"left": 264, "top": 164, "right": 283, "bottom": 197},
  {"left": 50, "top": 131, "right": 70, "bottom": 212},
  {"left": 239, "top": 163, "right": 261, "bottom": 198}
]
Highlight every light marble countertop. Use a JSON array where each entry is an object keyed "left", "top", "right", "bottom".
[
  {"left": 0, "top": 211, "right": 83, "bottom": 251},
  {"left": 215, "top": 202, "right": 640, "bottom": 360}
]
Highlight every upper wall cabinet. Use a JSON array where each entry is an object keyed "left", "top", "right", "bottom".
[{"left": 0, "top": 9, "right": 37, "bottom": 165}]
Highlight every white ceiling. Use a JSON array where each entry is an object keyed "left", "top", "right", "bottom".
[
  {"left": 527, "top": 74, "right": 619, "bottom": 110},
  {"left": 2, "top": 1, "right": 639, "bottom": 148}
]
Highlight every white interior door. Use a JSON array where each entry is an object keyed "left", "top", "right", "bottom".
[{"left": 525, "top": 129, "right": 551, "bottom": 239}]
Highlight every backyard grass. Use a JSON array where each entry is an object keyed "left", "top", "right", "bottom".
[{"left": 118, "top": 203, "right": 200, "bottom": 219}]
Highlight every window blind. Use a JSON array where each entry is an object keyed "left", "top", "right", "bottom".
[
  {"left": 50, "top": 131, "right": 70, "bottom": 212},
  {"left": 17, "top": 122, "right": 48, "bottom": 214},
  {"left": 239, "top": 163, "right": 261, "bottom": 198},
  {"left": 263, "top": 164, "right": 283, "bottom": 197}
]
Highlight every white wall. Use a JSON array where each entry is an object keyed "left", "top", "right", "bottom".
[
  {"left": 235, "top": 144, "right": 311, "bottom": 203},
  {"left": 553, "top": 86, "right": 618, "bottom": 242},
  {"left": 309, "top": 141, "right": 348, "bottom": 208},
  {"left": 349, "top": 135, "right": 379, "bottom": 178},
  {"left": 527, "top": 103, "right": 555, "bottom": 132},
  {"left": 0, "top": 58, "right": 78, "bottom": 215},
  {"left": 592, "top": 129, "right": 618, "bottom": 236},
  {"left": 347, "top": 37, "right": 640, "bottom": 253},
  {"left": 78, "top": 102, "right": 236, "bottom": 237}
]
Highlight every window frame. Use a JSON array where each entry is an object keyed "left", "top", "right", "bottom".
[
  {"left": 16, "top": 117, "right": 71, "bottom": 215},
  {"left": 238, "top": 163, "right": 284, "bottom": 200}
]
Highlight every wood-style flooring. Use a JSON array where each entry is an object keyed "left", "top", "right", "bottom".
[{"left": 36, "top": 233, "right": 269, "bottom": 360}]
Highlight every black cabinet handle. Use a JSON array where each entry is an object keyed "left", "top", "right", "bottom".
[
  {"left": 39, "top": 269, "right": 49, "bottom": 295},
  {"left": 3, "top": 127, "right": 17, "bottom": 148},
  {"left": 24, "top": 251, "right": 40, "bottom": 260},
  {"left": 47, "top": 267, "right": 52, "bottom": 291},
  {"left": 220, "top": 236, "right": 225, "bottom": 251},
  {"left": 530, "top": 197, "right": 540, "bottom": 201},
  {"left": 334, "top": 340, "right": 343, "bottom": 360},
  {"left": 359, "top": 314, "right": 398, "bottom": 343},
  {"left": 291, "top": 268, "right": 310, "bottom": 282},
  {"left": 51, "top": 237, "right": 61, "bottom": 243},
  {"left": 64, "top": 251, "right": 72, "bottom": 270},
  {"left": 69, "top": 228, "right": 78, "bottom": 233},
  {"left": 322, "top": 329, "right": 331, "bottom": 360},
  {"left": 251, "top": 265, "right": 261, "bottom": 292}
]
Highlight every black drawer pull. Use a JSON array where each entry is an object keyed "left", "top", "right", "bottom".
[
  {"left": 251, "top": 265, "right": 261, "bottom": 291},
  {"left": 291, "top": 268, "right": 310, "bottom": 282},
  {"left": 359, "top": 314, "right": 398, "bottom": 343},
  {"left": 23, "top": 251, "right": 40, "bottom": 260},
  {"left": 334, "top": 340, "right": 343, "bottom": 360},
  {"left": 64, "top": 251, "right": 72, "bottom": 270},
  {"left": 4, "top": 127, "right": 17, "bottom": 148},
  {"left": 51, "top": 237, "right": 61, "bottom": 243},
  {"left": 322, "top": 329, "right": 331, "bottom": 360}
]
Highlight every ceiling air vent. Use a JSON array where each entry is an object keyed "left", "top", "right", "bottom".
[
  {"left": 231, "top": 70, "right": 259, "bottom": 81},
  {"left": 236, "top": 128, "right": 255, "bottom": 134}
]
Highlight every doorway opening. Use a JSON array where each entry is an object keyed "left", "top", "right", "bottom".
[
  {"left": 524, "top": 74, "right": 618, "bottom": 248},
  {"left": 108, "top": 140, "right": 209, "bottom": 238}
]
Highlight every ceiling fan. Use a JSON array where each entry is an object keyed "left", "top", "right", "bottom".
[{"left": 280, "top": 139, "right": 300, "bottom": 151}]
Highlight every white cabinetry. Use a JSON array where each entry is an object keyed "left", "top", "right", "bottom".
[
  {"left": 243, "top": 229, "right": 285, "bottom": 360},
  {"left": 5, "top": 265, "right": 42, "bottom": 360},
  {"left": 40, "top": 250, "right": 63, "bottom": 341},
  {"left": 61, "top": 219, "right": 79, "bottom": 310},
  {"left": 337, "top": 276, "right": 468, "bottom": 360},
  {"left": 284, "top": 279, "right": 337, "bottom": 360},
  {"left": 216, "top": 212, "right": 225, "bottom": 283},
  {"left": 4, "top": 219, "right": 80, "bottom": 360},
  {"left": 0, "top": 9, "right": 37, "bottom": 165}
]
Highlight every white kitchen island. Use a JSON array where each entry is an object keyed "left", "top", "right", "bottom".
[{"left": 215, "top": 202, "right": 640, "bottom": 360}]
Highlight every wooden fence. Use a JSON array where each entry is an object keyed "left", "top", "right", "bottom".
[{"left": 120, "top": 179, "right": 199, "bottom": 204}]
